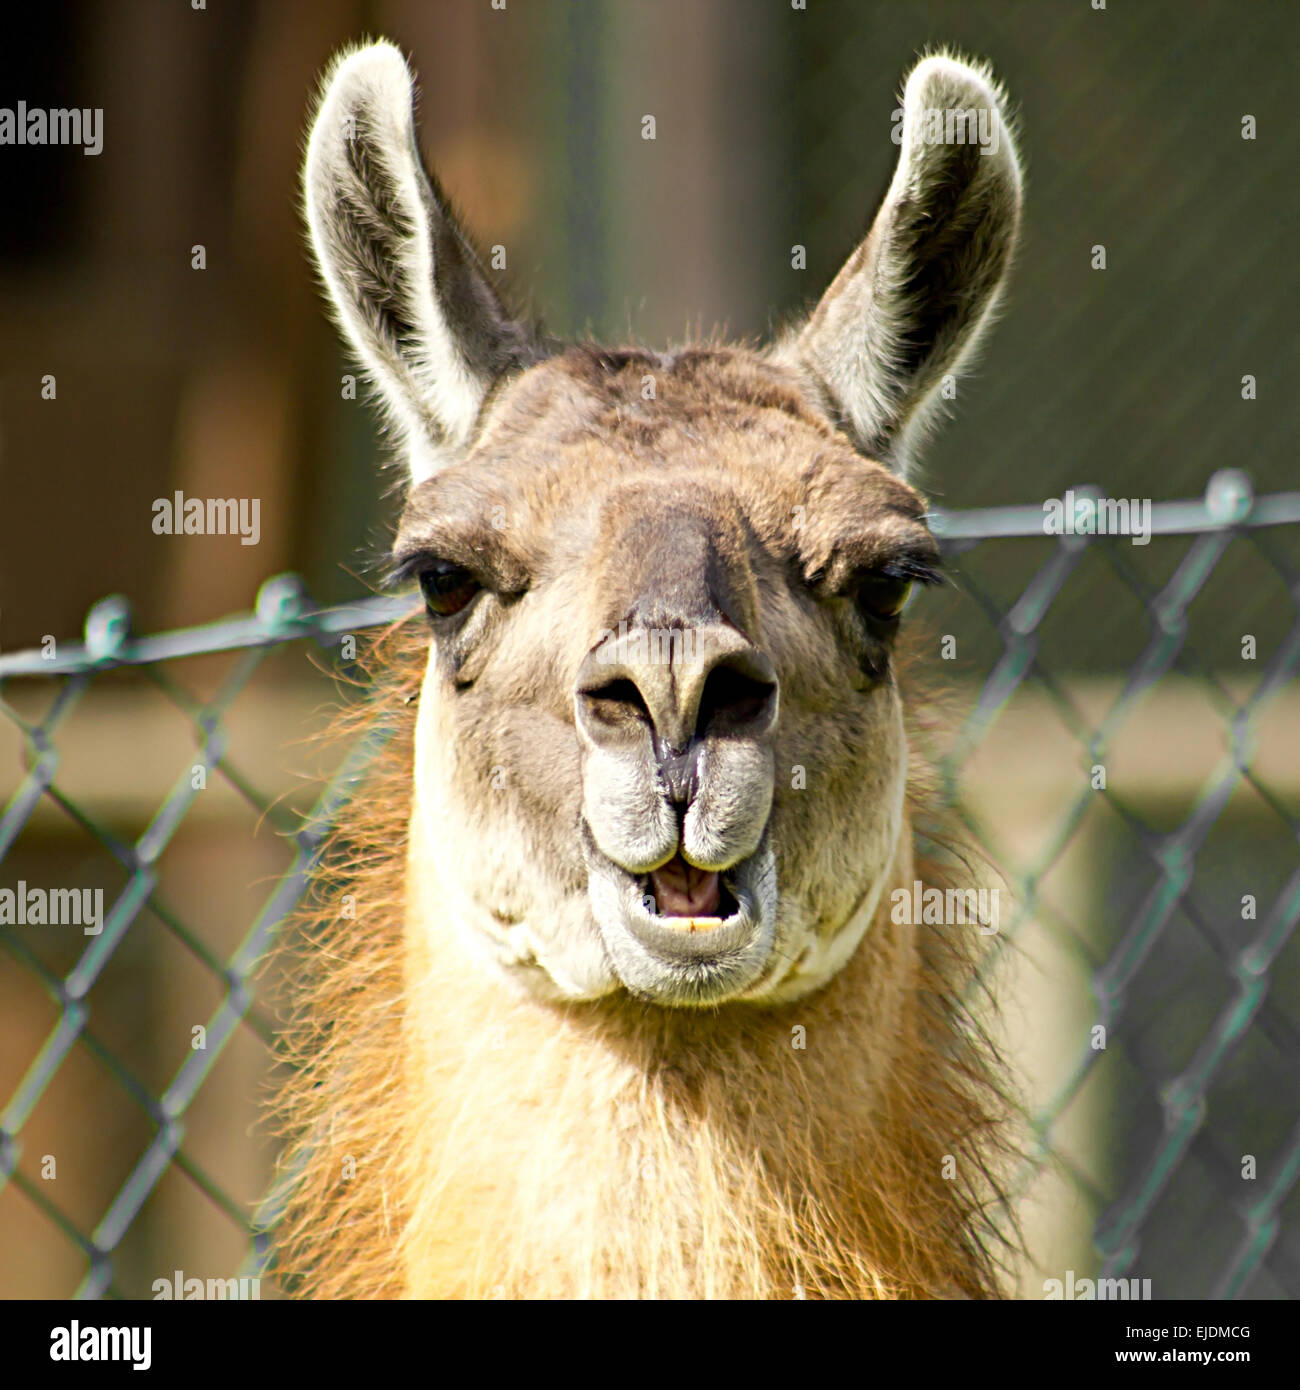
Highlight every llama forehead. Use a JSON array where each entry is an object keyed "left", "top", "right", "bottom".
[
  {"left": 398, "top": 344, "right": 933, "bottom": 571},
  {"left": 503, "top": 343, "right": 833, "bottom": 443}
]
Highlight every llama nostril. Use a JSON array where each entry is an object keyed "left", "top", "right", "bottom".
[
  {"left": 579, "top": 676, "right": 652, "bottom": 727},
  {"left": 696, "top": 661, "right": 777, "bottom": 736},
  {"left": 576, "top": 631, "right": 778, "bottom": 752}
]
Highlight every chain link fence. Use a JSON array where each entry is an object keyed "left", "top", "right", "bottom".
[{"left": 2, "top": 474, "right": 1298, "bottom": 1299}]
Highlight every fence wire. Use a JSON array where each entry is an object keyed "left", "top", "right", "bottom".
[{"left": 2, "top": 474, "right": 1298, "bottom": 1300}]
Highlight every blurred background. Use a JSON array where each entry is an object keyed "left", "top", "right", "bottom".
[{"left": 1, "top": 0, "right": 1297, "bottom": 1300}]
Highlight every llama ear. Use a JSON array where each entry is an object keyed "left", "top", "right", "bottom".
[
  {"left": 782, "top": 54, "right": 1022, "bottom": 479},
  {"left": 303, "top": 41, "right": 537, "bottom": 484}
]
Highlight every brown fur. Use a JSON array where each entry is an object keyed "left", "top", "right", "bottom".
[
  {"left": 275, "top": 41, "right": 1026, "bottom": 1300},
  {"left": 267, "top": 618, "right": 1018, "bottom": 1300}
]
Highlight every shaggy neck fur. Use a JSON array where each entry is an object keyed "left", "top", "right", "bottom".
[{"left": 269, "top": 625, "right": 1014, "bottom": 1300}]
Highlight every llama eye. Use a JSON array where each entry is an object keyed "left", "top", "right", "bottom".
[
  {"left": 418, "top": 563, "right": 481, "bottom": 618},
  {"left": 855, "top": 575, "right": 913, "bottom": 623}
]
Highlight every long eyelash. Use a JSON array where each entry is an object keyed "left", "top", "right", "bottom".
[
  {"left": 386, "top": 551, "right": 435, "bottom": 588},
  {"left": 875, "top": 553, "right": 947, "bottom": 587}
]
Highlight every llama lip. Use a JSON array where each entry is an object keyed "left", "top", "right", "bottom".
[{"left": 581, "top": 824, "right": 778, "bottom": 1004}]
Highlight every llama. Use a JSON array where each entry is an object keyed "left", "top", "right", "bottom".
[{"left": 271, "top": 40, "right": 1024, "bottom": 1299}]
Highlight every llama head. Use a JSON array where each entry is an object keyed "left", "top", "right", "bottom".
[{"left": 304, "top": 42, "right": 1021, "bottom": 1007}]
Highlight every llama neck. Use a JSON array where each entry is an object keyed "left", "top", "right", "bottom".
[{"left": 396, "top": 821, "right": 1005, "bottom": 1299}]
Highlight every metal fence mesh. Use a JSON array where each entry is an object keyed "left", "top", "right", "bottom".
[{"left": 2, "top": 477, "right": 1298, "bottom": 1299}]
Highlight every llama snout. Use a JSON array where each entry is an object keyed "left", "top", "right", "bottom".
[
  {"left": 573, "top": 619, "right": 777, "bottom": 877},
  {"left": 571, "top": 618, "right": 780, "bottom": 1001}
]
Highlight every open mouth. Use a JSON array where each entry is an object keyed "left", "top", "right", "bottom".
[
  {"left": 580, "top": 821, "right": 778, "bottom": 1005},
  {"left": 573, "top": 804, "right": 780, "bottom": 1003},
  {"left": 644, "top": 853, "right": 741, "bottom": 925}
]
